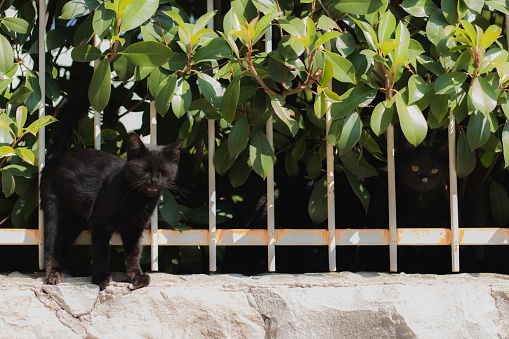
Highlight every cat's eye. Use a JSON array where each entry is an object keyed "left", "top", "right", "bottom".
[
  {"left": 431, "top": 168, "right": 439, "bottom": 174},
  {"left": 411, "top": 166, "right": 419, "bottom": 172}
]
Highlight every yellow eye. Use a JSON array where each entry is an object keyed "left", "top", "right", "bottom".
[
  {"left": 411, "top": 166, "right": 419, "bottom": 172},
  {"left": 431, "top": 168, "right": 439, "bottom": 174}
]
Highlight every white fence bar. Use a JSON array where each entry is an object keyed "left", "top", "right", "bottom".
[
  {"left": 325, "top": 41, "right": 336, "bottom": 272},
  {"left": 265, "top": 27, "right": 276, "bottom": 272},
  {"left": 93, "top": 35, "right": 101, "bottom": 150},
  {"left": 387, "top": 124, "right": 397, "bottom": 272},
  {"left": 8, "top": 228, "right": 509, "bottom": 247},
  {"left": 38, "top": 0, "right": 47, "bottom": 271},
  {"left": 449, "top": 111, "right": 460, "bottom": 271},
  {"left": 150, "top": 101, "right": 159, "bottom": 271},
  {"left": 207, "top": 0, "right": 216, "bottom": 272}
]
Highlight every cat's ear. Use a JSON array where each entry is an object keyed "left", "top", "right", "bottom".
[
  {"left": 164, "top": 138, "right": 184, "bottom": 162},
  {"left": 127, "top": 133, "right": 148, "bottom": 159}
]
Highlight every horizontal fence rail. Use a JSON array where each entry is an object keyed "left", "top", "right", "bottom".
[
  {"left": 3, "top": 228, "right": 509, "bottom": 246},
  {"left": 2, "top": 1, "right": 509, "bottom": 276}
]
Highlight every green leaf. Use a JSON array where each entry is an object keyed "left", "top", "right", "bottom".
[
  {"left": 490, "top": 181, "right": 509, "bottom": 225},
  {"left": 1, "top": 170, "right": 14, "bottom": 198},
  {"left": 345, "top": 170, "right": 370, "bottom": 215},
  {"left": 25, "top": 116, "right": 58, "bottom": 135},
  {"left": 0, "top": 146, "right": 16, "bottom": 158},
  {"left": 193, "top": 10, "right": 216, "bottom": 35},
  {"left": 426, "top": 11, "right": 448, "bottom": 47},
  {"left": 253, "top": 11, "right": 281, "bottom": 45},
  {"left": 308, "top": 175, "right": 328, "bottom": 225},
  {"left": 159, "top": 191, "right": 180, "bottom": 227},
  {"left": 88, "top": 57, "right": 111, "bottom": 112},
  {"left": 371, "top": 100, "right": 394, "bottom": 136},
  {"left": 2, "top": 17, "right": 29, "bottom": 34},
  {"left": 3, "top": 164, "right": 31, "bottom": 178},
  {"left": 197, "top": 72, "right": 225, "bottom": 111},
  {"left": 71, "top": 45, "right": 103, "bottom": 62},
  {"left": 15, "top": 106, "right": 27, "bottom": 132},
  {"left": 249, "top": 128, "right": 274, "bottom": 179},
  {"left": 292, "top": 136, "right": 306, "bottom": 162},
  {"left": 503, "top": 123, "right": 509, "bottom": 168},
  {"left": 334, "top": 0, "right": 387, "bottom": 15},
  {"left": 252, "top": 0, "right": 278, "bottom": 13},
  {"left": 456, "top": 132, "right": 476, "bottom": 178},
  {"left": 408, "top": 75, "right": 428, "bottom": 104},
  {"left": 14, "top": 148, "right": 34, "bottom": 165},
  {"left": 469, "top": 76, "right": 497, "bottom": 115},
  {"left": 220, "top": 76, "right": 241, "bottom": 123},
  {"left": 9, "top": 86, "right": 33, "bottom": 106},
  {"left": 467, "top": 110, "right": 491, "bottom": 150},
  {"left": 193, "top": 37, "right": 231, "bottom": 63},
  {"left": 401, "top": 0, "right": 438, "bottom": 17},
  {"left": 337, "top": 112, "right": 362, "bottom": 154},
  {"left": 395, "top": 92, "right": 427, "bottom": 147},
  {"left": 313, "top": 31, "right": 341, "bottom": 52},
  {"left": 270, "top": 95, "right": 299, "bottom": 137},
  {"left": 331, "top": 86, "right": 377, "bottom": 120},
  {"left": 214, "top": 142, "right": 237, "bottom": 175},
  {"left": 229, "top": 150, "right": 251, "bottom": 187},
  {"left": 172, "top": 78, "right": 191, "bottom": 119},
  {"left": 0, "top": 35, "right": 14, "bottom": 74},
  {"left": 93, "top": 4, "right": 115, "bottom": 39},
  {"left": 435, "top": 72, "right": 468, "bottom": 95},
  {"left": 60, "top": 0, "right": 100, "bottom": 19},
  {"left": 155, "top": 74, "right": 177, "bottom": 116},
  {"left": 335, "top": 31, "right": 356, "bottom": 57},
  {"left": 339, "top": 150, "right": 377, "bottom": 178},
  {"left": 323, "top": 50, "right": 356, "bottom": 84},
  {"left": 119, "top": 0, "right": 158, "bottom": 32},
  {"left": 377, "top": 10, "right": 396, "bottom": 44},
  {"left": 393, "top": 21, "right": 410, "bottom": 65},
  {"left": 228, "top": 115, "right": 249, "bottom": 159},
  {"left": 121, "top": 41, "right": 173, "bottom": 67}
]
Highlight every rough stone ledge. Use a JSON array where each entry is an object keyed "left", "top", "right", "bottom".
[{"left": 2, "top": 271, "right": 509, "bottom": 338}]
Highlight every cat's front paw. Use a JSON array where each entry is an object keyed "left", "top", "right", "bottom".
[
  {"left": 92, "top": 273, "right": 111, "bottom": 290},
  {"left": 45, "top": 270, "right": 64, "bottom": 285},
  {"left": 129, "top": 273, "right": 150, "bottom": 290}
]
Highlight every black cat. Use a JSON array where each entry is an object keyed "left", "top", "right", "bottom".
[{"left": 41, "top": 97, "right": 183, "bottom": 290}]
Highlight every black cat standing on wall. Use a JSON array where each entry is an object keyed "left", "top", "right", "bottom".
[{"left": 41, "top": 96, "right": 183, "bottom": 290}]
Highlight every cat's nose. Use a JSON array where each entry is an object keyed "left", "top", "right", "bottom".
[{"left": 421, "top": 177, "right": 428, "bottom": 184}]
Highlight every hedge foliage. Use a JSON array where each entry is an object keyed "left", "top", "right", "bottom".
[{"left": 1, "top": 0, "right": 509, "bottom": 233}]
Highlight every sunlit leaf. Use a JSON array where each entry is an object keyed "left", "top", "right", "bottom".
[
  {"left": 88, "top": 57, "right": 111, "bottom": 112},
  {"left": 120, "top": 0, "right": 158, "bottom": 32},
  {"left": 395, "top": 92, "right": 427, "bottom": 147},
  {"left": 228, "top": 115, "right": 249, "bottom": 159},
  {"left": 249, "top": 128, "right": 274, "bottom": 179}
]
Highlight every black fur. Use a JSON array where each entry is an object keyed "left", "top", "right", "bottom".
[{"left": 41, "top": 98, "right": 182, "bottom": 290}]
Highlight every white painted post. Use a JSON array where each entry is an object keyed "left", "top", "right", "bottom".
[
  {"left": 449, "top": 112, "right": 460, "bottom": 272},
  {"left": 265, "top": 27, "right": 276, "bottom": 272},
  {"left": 38, "top": 0, "right": 47, "bottom": 271},
  {"left": 387, "top": 124, "right": 397, "bottom": 272},
  {"left": 93, "top": 35, "right": 101, "bottom": 150},
  {"left": 150, "top": 101, "right": 159, "bottom": 271},
  {"left": 207, "top": 0, "right": 217, "bottom": 272},
  {"left": 324, "top": 40, "right": 336, "bottom": 272}
]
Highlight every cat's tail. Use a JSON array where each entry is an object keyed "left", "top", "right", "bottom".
[{"left": 46, "top": 94, "right": 91, "bottom": 159}]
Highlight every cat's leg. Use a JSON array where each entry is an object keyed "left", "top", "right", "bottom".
[
  {"left": 90, "top": 224, "right": 113, "bottom": 290},
  {"left": 120, "top": 228, "right": 150, "bottom": 289},
  {"left": 43, "top": 195, "right": 64, "bottom": 285}
]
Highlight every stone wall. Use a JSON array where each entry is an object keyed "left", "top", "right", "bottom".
[{"left": 2, "top": 271, "right": 509, "bottom": 338}]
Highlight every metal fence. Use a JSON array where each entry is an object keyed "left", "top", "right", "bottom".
[{"left": 1, "top": 1, "right": 509, "bottom": 275}]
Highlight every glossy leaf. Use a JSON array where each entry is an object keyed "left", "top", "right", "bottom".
[
  {"left": 197, "top": 72, "right": 224, "bottom": 111},
  {"left": 121, "top": 41, "right": 173, "bottom": 67},
  {"left": 345, "top": 170, "right": 370, "bottom": 215},
  {"left": 155, "top": 74, "right": 177, "bottom": 116},
  {"left": 408, "top": 75, "right": 428, "bottom": 105},
  {"left": 25, "top": 116, "right": 58, "bottom": 135},
  {"left": 456, "top": 132, "right": 476, "bottom": 178},
  {"left": 119, "top": 0, "right": 158, "bottom": 32},
  {"left": 60, "top": 0, "right": 100, "bottom": 19},
  {"left": 503, "top": 123, "right": 509, "bottom": 168},
  {"left": 467, "top": 110, "right": 491, "bottom": 150},
  {"left": 88, "top": 57, "right": 111, "bottom": 112},
  {"left": 2, "top": 170, "right": 14, "bottom": 198},
  {"left": 250, "top": 128, "right": 274, "bottom": 179},
  {"left": 308, "top": 175, "right": 328, "bottom": 225},
  {"left": 0, "top": 146, "right": 16, "bottom": 158},
  {"left": 214, "top": 142, "right": 237, "bottom": 175},
  {"left": 71, "top": 44, "right": 103, "bottom": 62},
  {"left": 469, "top": 76, "right": 497, "bottom": 115},
  {"left": 228, "top": 115, "right": 249, "bottom": 159},
  {"left": 337, "top": 112, "right": 362, "bottom": 153},
  {"left": 159, "top": 191, "right": 180, "bottom": 227},
  {"left": 172, "top": 78, "right": 191, "bottom": 119},
  {"left": 395, "top": 92, "right": 427, "bottom": 147},
  {"left": 490, "top": 181, "right": 509, "bottom": 225},
  {"left": 435, "top": 72, "right": 468, "bottom": 95},
  {"left": 331, "top": 86, "right": 377, "bottom": 120},
  {"left": 377, "top": 10, "right": 396, "bottom": 43},
  {"left": 229, "top": 150, "right": 251, "bottom": 188},
  {"left": 339, "top": 151, "right": 377, "bottom": 178},
  {"left": 401, "top": 0, "right": 438, "bottom": 17},
  {"left": 93, "top": 4, "right": 115, "bottom": 39},
  {"left": 371, "top": 100, "right": 394, "bottom": 136},
  {"left": 220, "top": 76, "right": 241, "bottom": 123},
  {"left": 2, "top": 17, "right": 29, "bottom": 34},
  {"left": 323, "top": 50, "right": 356, "bottom": 84},
  {"left": 270, "top": 96, "right": 298, "bottom": 137},
  {"left": 334, "top": 0, "right": 387, "bottom": 15},
  {"left": 0, "top": 35, "right": 14, "bottom": 73}
]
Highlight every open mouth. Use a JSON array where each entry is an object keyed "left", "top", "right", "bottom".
[{"left": 147, "top": 186, "right": 158, "bottom": 193}]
